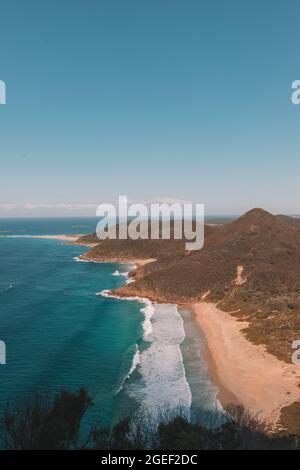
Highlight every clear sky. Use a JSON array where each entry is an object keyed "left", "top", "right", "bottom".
[{"left": 1, "top": 0, "right": 300, "bottom": 216}]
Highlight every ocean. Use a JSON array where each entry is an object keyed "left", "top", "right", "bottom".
[{"left": 0, "top": 218, "right": 219, "bottom": 429}]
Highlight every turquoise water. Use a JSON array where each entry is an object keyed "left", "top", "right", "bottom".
[
  {"left": 0, "top": 218, "right": 144, "bottom": 426},
  {"left": 0, "top": 218, "right": 218, "bottom": 429}
]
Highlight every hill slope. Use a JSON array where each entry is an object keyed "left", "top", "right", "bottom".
[
  {"left": 77, "top": 222, "right": 217, "bottom": 262},
  {"left": 117, "top": 209, "right": 300, "bottom": 362},
  {"left": 276, "top": 214, "right": 300, "bottom": 229}
]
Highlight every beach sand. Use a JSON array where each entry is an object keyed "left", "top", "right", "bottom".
[
  {"left": 32, "top": 234, "right": 82, "bottom": 242},
  {"left": 192, "top": 302, "right": 300, "bottom": 429},
  {"left": 79, "top": 255, "right": 156, "bottom": 267}
]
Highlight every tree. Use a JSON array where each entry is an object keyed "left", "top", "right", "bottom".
[{"left": 0, "top": 388, "right": 92, "bottom": 450}]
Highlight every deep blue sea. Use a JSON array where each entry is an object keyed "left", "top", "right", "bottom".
[{"left": 0, "top": 218, "right": 219, "bottom": 429}]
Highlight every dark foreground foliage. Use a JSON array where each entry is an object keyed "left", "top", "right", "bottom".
[
  {"left": 0, "top": 388, "right": 92, "bottom": 450},
  {"left": 0, "top": 388, "right": 299, "bottom": 450}
]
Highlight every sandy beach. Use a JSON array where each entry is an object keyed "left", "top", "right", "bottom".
[
  {"left": 32, "top": 234, "right": 82, "bottom": 242},
  {"left": 79, "top": 254, "right": 156, "bottom": 267},
  {"left": 192, "top": 302, "right": 300, "bottom": 429}
]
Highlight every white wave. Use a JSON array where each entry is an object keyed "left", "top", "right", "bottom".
[
  {"left": 113, "top": 264, "right": 136, "bottom": 284},
  {"left": 98, "top": 289, "right": 191, "bottom": 413},
  {"left": 96, "top": 289, "right": 115, "bottom": 297},
  {"left": 115, "top": 345, "right": 141, "bottom": 395},
  {"left": 128, "top": 345, "right": 141, "bottom": 377},
  {"left": 95, "top": 271, "right": 191, "bottom": 416},
  {"left": 73, "top": 256, "right": 89, "bottom": 262},
  {"left": 112, "top": 269, "right": 129, "bottom": 277},
  {"left": 96, "top": 291, "right": 154, "bottom": 339},
  {"left": 140, "top": 301, "right": 155, "bottom": 338},
  {"left": 126, "top": 304, "right": 192, "bottom": 416}
]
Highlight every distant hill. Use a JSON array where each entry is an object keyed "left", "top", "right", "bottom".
[
  {"left": 276, "top": 214, "right": 300, "bottom": 229},
  {"left": 77, "top": 222, "right": 217, "bottom": 262},
  {"left": 205, "top": 216, "right": 235, "bottom": 225}
]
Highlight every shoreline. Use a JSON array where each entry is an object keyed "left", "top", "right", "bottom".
[
  {"left": 79, "top": 253, "right": 156, "bottom": 267},
  {"left": 31, "top": 234, "right": 83, "bottom": 242},
  {"left": 96, "top": 264, "right": 222, "bottom": 417},
  {"left": 98, "top": 267, "right": 194, "bottom": 414},
  {"left": 191, "top": 302, "right": 300, "bottom": 430},
  {"left": 35, "top": 238, "right": 300, "bottom": 431}
]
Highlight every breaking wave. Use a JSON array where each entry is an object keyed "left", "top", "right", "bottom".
[
  {"left": 125, "top": 303, "right": 192, "bottom": 417},
  {"left": 96, "top": 265, "right": 191, "bottom": 416},
  {"left": 115, "top": 344, "right": 141, "bottom": 395}
]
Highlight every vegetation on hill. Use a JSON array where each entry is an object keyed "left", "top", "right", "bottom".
[
  {"left": 77, "top": 221, "right": 216, "bottom": 262},
  {"left": 117, "top": 209, "right": 300, "bottom": 362},
  {"left": 276, "top": 214, "right": 300, "bottom": 230}
]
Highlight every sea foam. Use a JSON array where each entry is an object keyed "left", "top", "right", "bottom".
[{"left": 126, "top": 303, "right": 192, "bottom": 417}]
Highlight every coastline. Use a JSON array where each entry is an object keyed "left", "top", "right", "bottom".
[
  {"left": 97, "top": 269, "right": 194, "bottom": 415},
  {"left": 31, "top": 234, "right": 82, "bottom": 242},
  {"left": 96, "top": 262, "right": 221, "bottom": 416},
  {"left": 178, "top": 307, "right": 223, "bottom": 417},
  {"left": 191, "top": 302, "right": 300, "bottom": 430},
  {"left": 79, "top": 253, "right": 156, "bottom": 267},
  {"left": 39, "top": 237, "right": 300, "bottom": 431}
]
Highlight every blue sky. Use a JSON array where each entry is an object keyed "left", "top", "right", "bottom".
[{"left": 1, "top": 0, "right": 300, "bottom": 216}]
